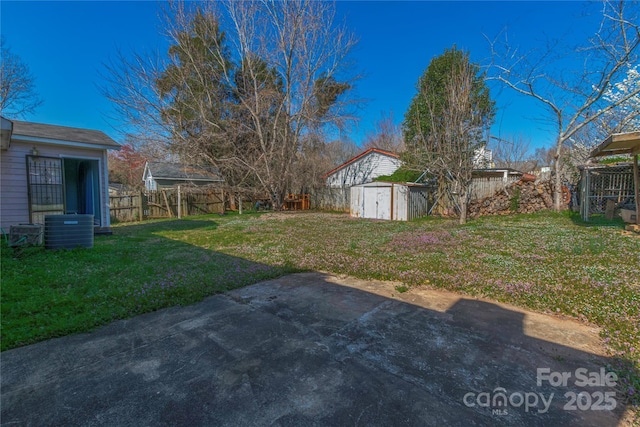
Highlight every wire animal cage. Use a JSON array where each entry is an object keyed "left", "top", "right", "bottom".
[{"left": 579, "top": 163, "right": 635, "bottom": 221}]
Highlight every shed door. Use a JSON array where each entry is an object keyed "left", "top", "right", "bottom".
[{"left": 363, "top": 186, "right": 391, "bottom": 220}]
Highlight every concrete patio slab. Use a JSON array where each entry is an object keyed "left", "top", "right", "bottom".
[{"left": 1, "top": 272, "right": 633, "bottom": 426}]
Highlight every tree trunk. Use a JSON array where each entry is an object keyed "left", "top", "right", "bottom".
[
  {"left": 458, "top": 190, "right": 468, "bottom": 225},
  {"left": 270, "top": 190, "right": 283, "bottom": 211},
  {"left": 553, "top": 137, "right": 563, "bottom": 212}
]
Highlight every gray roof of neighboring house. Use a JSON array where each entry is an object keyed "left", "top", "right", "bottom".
[
  {"left": 10, "top": 119, "right": 120, "bottom": 149},
  {"left": 147, "top": 161, "right": 224, "bottom": 182}
]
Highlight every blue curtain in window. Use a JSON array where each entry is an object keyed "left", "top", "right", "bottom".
[{"left": 78, "top": 162, "right": 94, "bottom": 215}]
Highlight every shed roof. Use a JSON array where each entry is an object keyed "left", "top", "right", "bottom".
[
  {"left": 145, "top": 161, "right": 224, "bottom": 182},
  {"left": 323, "top": 148, "right": 400, "bottom": 179},
  {"left": 9, "top": 119, "right": 120, "bottom": 150},
  {"left": 590, "top": 132, "right": 640, "bottom": 157}
]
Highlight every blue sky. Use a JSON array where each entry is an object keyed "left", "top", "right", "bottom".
[{"left": 1, "top": 1, "right": 604, "bottom": 151}]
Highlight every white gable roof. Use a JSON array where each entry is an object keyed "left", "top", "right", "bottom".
[{"left": 324, "top": 148, "right": 402, "bottom": 188}]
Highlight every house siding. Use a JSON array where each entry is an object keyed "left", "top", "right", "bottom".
[
  {"left": 327, "top": 152, "right": 402, "bottom": 188},
  {"left": 146, "top": 175, "right": 157, "bottom": 191},
  {"left": 0, "top": 141, "right": 111, "bottom": 230},
  {"left": 1, "top": 142, "right": 32, "bottom": 230}
]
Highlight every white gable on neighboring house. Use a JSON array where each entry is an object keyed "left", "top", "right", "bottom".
[
  {"left": 473, "top": 146, "right": 493, "bottom": 169},
  {"left": 324, "top": 146, "right": 494, "bottom": 189},
  {"left": 324, "top": 148, "right": 402, "bottom": 188}
]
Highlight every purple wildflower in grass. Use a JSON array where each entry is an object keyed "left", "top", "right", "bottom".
[{"left": 387, "top": 230, "right": 452, "bottom": 251}]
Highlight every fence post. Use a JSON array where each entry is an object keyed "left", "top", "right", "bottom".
[
  {"left": 177, "top": 185, "right": 182, "bottom": 219},
  {"left": 162, "top": 189, "right": 173, "bottom": 218},
  {"left": 239, "top": 194, "right": 243, "bottom": 215},
  {"left": 634, "top": 155, "right": 640, "bottom": 226},
  {"left": 138, "top": 191, "right": 144, "bottom": 222}
]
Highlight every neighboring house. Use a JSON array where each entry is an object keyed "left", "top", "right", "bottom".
[
  {"left": 324, "top": 146, "right": 493, "bottom": 189},
  {"left": 108, "top": 182, "right": 133, "bottom": 195},
  {"left": 0, "top": 116, "right": 120, "bottom": 233},
  {"left": 142, "top": 161, "right": 224, "bottom": 191},
  {"left": 472, "top": 146, "right": 494, "bottom": 169},
  {"left": 324, "top": 148, "right": 402, "bottom": 188}
]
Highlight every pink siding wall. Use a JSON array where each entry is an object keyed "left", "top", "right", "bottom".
[{"left": 0, "top": 141, "right": 111, "bottom": 230}]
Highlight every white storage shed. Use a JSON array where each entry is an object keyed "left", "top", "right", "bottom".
[{"left": 350, "top": 182, "right": 430, "bottom": 221}]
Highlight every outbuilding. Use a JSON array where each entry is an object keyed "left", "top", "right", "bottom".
[
  {"left": 0, "top": 116, "right": 120, "bottom": 233},
  {"left": 350, "top": 182, "right": 430, "bottom": 221},
  {"left": 586, "top": 132, "right": 640, "bottom": 227}
]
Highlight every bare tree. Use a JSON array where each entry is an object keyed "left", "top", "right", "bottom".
[
  {"left": 362, "top": 111, "right": 405, "bottom": 153},
  {"left": 101, "top": 47, "right": 176, "bottom": 158},
  {"left": 487, "top": 1, "right": 640, "bottom": 211},
  {"left": 102, "top": 1, "right": 358, "bottom": 208},
  {"left": 0, "top": 38, "right": 43, "bottom": 118},
  {"left": 107, "top": 142, "right": 147, "bottom": 190},
  {"left": 533, "top": 146, "right": 555, "bottom": 168},
  {"left": 491, "top": 134, "right": 538, "bottom": 172},
  {"left": 286, "top": 135, "right": 354, "bottom": 192},
  {"left": 570, "top": 64, "right": 640, "bottom": 163},
  {"left": 221, "top": 0, "right": 358, "bottom": 207}
]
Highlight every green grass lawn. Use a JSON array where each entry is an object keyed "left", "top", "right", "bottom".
[{"left": 2, "top": 210, "right": 639, "bottom": 407}]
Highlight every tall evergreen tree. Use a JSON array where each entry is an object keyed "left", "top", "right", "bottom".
[
  {"left": 403, "top": 46, "right": 494, "bottom": 153},
  {"left": 156, "top": 9, "right": 234, "bottom": 162},
  {"left": 402, "top": 46, "right": 495, "bottom": 223},
  {"left": 104, "top": 1, "right": 358, "bottom": 207}
]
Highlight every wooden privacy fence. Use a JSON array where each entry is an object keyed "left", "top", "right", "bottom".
[
  {"left": 109, "top": 187, "right": 225, "bottom": 222},
  {"left": 109, "top": 192, "right": 144, "bottom": 222},
  {"left": 311, "top": 187, "right": 350, "bottom": 212},
  {"left": 469, "top": 175, "right": 522, "bottom": 200}
]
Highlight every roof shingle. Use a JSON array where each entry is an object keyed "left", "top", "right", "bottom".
[
  {"left": 11, "top": 120, "right": 120, "bottom": 149},
  {"left": 147, "top": 162, "right": 224, "bottom": 182}
]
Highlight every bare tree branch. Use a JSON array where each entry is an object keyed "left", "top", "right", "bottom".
[
  {"left": 0, "top": 37, "right": 43, "bottom": 118},
  {"left": 101, "top": 0, "right": 360, "bottom": 207},
  {"left": 487, "top": 1, "right": 640, "bottom": 211}
]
